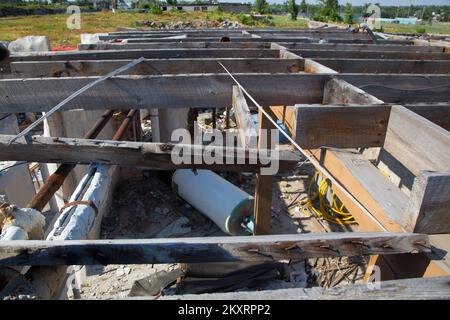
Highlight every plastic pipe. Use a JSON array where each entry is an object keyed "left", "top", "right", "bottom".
[{"left": 172, "top": 169, "right": 254, "bottom": 236}]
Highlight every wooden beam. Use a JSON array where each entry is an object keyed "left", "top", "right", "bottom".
[
  {"left": 323, "top": 78, "right": 384, "bottom": 104},
  {"left": 253, "top": 107, "right": 276, "bottom": 235},
  {"left": 121, "top": 37, "right": 412, "bottom": 44},
  {"left": 0, "top": 74, "right": 327, "bottom": 113},
  {"left": 10, "top": 58, "right": 305, "bottom": 78},
  {"left": 291, "top": 49, "right": 450, "bottom": 60},
  {"left": 403, "top": 170, "right": 450, "bottom": 234},
  {"left": 337, "top": 74, "right": 450, "bottom": 103},
  {"left": 0, "top": 232, "right": 429, "bottom": 266},
  {"left": 232, "top": 86, "right": 257, "bottom": 148},
  {"left": 77, "top": 42, "right": 272, "bottom": 50},
  {"left": 405, "top": 103, "right": 450, "bottom": 131},
  {"left": 384, "top": 105, "right": 450, "bottom": 177},
  {"left": 314, "top": 58, "right": 450, "bottom": 74},
  {"left": 159, "top": 276, "right": 450, "bottom": 300},
  {"left": 2, "top": 74, "right": 449, "bottom": 113},
  {"left": 9, "top": 49, "right": 279, "bottom": 62},
  {"left": 293, "top": 104, "right": 390, "bottom": 148},
  {"left": 0, "top": 135, "right": 300, "bottom": 173},
  {"left": 279, "top": 42, "right": 446, "bottom": 53}
]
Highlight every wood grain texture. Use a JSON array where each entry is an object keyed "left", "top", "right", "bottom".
[
  {"left": 0, "top": 232, "right": 429, "bottom": 266},
  {"left": 0, "top": 74, "right": 327, "bottom": 113},
  {"left": 314, "top": 58, "right": 450, "bottom": 74},
  {"left": 10, "top": 58, "right": 305, "bottom": 78},
  {"left": 0, "top": 135, "right": 300, "bottom": 173},
  {"left": 384, "top": 105, "right": 450, "bottom": 176},
  {"left": 404, "top": 170, "right": 450, "bottom": 234},
  {"left": 294, "top": 104, "right": 390, "bottom": 148},
  {"left": 292, "top": 49, "right": 450, "bottom": 60},
  {"left": 232, "top": 86, "right": 257, "bottom": 148}
]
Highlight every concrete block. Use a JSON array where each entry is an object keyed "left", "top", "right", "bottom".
[{"left": 8, "top": 36, "right": 51, "bottom": 53}]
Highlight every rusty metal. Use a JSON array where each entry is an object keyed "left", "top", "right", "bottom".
[
  {"left": 112, "top": 109, "right": 137, "bottom": 141},
  {"left": 27, "top": 110, "right": 114, "bottom": 212}
]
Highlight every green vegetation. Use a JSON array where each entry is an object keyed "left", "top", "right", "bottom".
[
  {"left": 253, "top": 0, "right": 270, "bottom": 14},
  {"left": 344, "top": 3, "right": 353, "bottom": 25},
  {"left": 288, "top": 0, "right": 299, "bottom": 21}
]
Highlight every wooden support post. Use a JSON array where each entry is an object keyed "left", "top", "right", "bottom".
[{"left": 253, "top": 107, "right": 275, "bottom": 235}]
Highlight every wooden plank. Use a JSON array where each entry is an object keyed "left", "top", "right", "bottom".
[
  {"left": 403, "top": 170, "right": 450, "bottom": 234},
  {"left": 293, "top": 104, "right": 390, "bottom": 148},
  {"left": 232, "top": 86, "right": 257, "bottom": 148},
  {"left": 280, "top": 42, "right": 446, "bottom": 53},
  {"left": 292, "top": 49, "right": 450, "bottom": 60},
  {"left": 10, "top": 58, "right": 305, "bottom": 78},
  {"left": 405, "top": 103, "right": 450, "bottom": 131},
  {"left": 77, "top": 42, "right": 272, "bottom": 50},
  {"left": 0, "top": 74, "right": 327, "bottom": 113},
  {"left": 323, "top": 78, "right": 384, "bottom": 104},
  {"left": 253, "top": 107, "right": 275, "bottom": 235},
  {"left": 303, "top": 58, "right": 337, "bottom": 73},
  {"left": 3, "top": 74, "right": 449, "bottom": 113},
  {"left": 0, "top": 135, "right": 300, "bottom": 173},
  {"left": 0, "top": 232, "right": 429, "bottom": 266},
  {"left": 9, "top": 49, "right": 279, "bottom": 62},
  {"left": 314, "top": 58, "right": 450, "bottom": 74},
  {"left": 160, "top": 276, "right": 450, "bottom": 300},
  {"left": 384, "top": 105, "right": 450, "bottom": 176},
  {"left": 122, "top": 37, "right": 411, "bottom": 44},
  {"left": 338, "top": 74, "right": 450, "bottom": 103},
  {"left": 312, "top": 149, "right": 409, "bottom": 232}
]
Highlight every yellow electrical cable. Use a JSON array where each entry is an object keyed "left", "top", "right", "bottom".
[{"left": 301, "top": 172, "right": 357, "bottom": 225}]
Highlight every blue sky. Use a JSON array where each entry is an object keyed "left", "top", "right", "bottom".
[{"left": 221, "top": 0, "right": 450, "bottom": 5}]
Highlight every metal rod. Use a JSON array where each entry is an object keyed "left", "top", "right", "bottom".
[
  {"left": 112, "top": 109, "right": 137, "bottom": 141},
  {"left": 27, "top": 110, "right": 114, "bottom": 212},
  {"left": 9, "top": 57, "right": 145, "bottom": 144}
]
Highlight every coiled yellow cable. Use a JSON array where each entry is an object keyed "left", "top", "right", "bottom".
[{"left": 302, "top": 172, "right": 357, "bottom": 225}]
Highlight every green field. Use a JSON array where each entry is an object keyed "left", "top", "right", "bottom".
[
  {"left": 0, "top": 11, "right": 308, "bottom": 47},
  {"left": 380, "top": 22, "right": 450, "bottom": 35}
]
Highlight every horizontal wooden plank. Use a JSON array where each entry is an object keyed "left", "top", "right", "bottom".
[
  {"left": 2, "top": 74, "right": 449, "bottom": 113},
  {"left": 280, "top": 42, "right": 445, "bottom": 53},
  {"left": 9, "top": 49, "right": 279, "bottom": 62},
  {"left": 0, "top": 135, "right": 300, "bottom": 173},
  {"left": 160, "top": 276, "right": 450, "bottom": 300},
  {"left": 294, "top": 104, "right": 390, "bottom": 148},
  {"left": 122, "top": 37, "right": 410, "bottom": 44},
  {"left": 293, "top": 49, "right": 450, "bottom": 60},
  {"left": 77, "top": 42, "right": 272, "bottom": 50},
  {"left": 314, "top": 58, "right": 450, "bottom": 74},
  {"left": 10, "top": 58, "right": 305, "bottom": 78},
  {"left": 338, "top": 74, "right": 450, "bottom": 103},
  {"left": 0, "top": 232, "right": 429, "bottom": 266},
  {"left": 404, "top": 103, "right": 450, "bottom": 131},
  {"left": 0, "top": 74, "right": 327, "bottom": 113}
]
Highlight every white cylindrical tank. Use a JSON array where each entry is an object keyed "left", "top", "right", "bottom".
[{"left": 172, "top": 169, "right": 254, "bottom": 236}]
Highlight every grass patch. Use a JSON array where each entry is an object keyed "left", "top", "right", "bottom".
[
  {"left": 0, "top": 11, "right": 309, "bottom": 47},
  {"left": 379, "top": 22, "right": 450, "bottom": 35}
]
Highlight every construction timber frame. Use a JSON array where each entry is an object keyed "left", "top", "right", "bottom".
[{"left": 0, "top": 28, "right": 449, "bottom": 299}]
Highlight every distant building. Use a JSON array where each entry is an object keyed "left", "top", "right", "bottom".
[{"left": 160, "top": 2, "right": 250, "bottom": 14}]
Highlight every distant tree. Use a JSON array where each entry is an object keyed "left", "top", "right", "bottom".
[
  {"left": 344, "top": 2, "right": 353, "bottom": 24},
  {"left": 300, "top": 0, "right": 307, "bottom": 14},
  {"left": 288, "top": 0, "right": 299, "bottom": 20},
  {"left": 166, "top": 0, "right": 177, "bottom": 5},
  {"left": 253, "top": 0, "right": 269, "bottom": 14}
]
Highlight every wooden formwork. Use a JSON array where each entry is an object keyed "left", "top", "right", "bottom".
[{"left": 0, "top": 28, "right": 449, "bottom": 299}]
